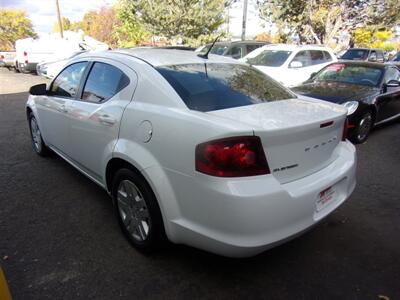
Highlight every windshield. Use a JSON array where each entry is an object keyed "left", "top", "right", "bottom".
[
  {"left": 244, "top": 50, "right": 292, "bottom": 67},
  {"left": 200, "top": 44, "right": 229, "bottom": 56},
  {"left": 157, "top": 63, "right": 294, "bottom": 112},
  {"left": 341, "top": 49, "right": 369, "bottom": 60},
  {"left": 391, "top": 52, "right": 400, "bottom": 62},
  {"left": 313, "top": 63, "right": 383, "bottom": 87}
]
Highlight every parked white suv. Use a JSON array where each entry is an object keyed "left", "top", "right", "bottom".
[
  {"left": 241, "top": 44, "right": 337, "bottom": 87},
  {"left": 26, "top": 49, "right": 356, "bottom": 257}
]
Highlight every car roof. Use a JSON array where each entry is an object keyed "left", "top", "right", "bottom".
[
  {"left": 110, "top": 48, "right": 241, "bottom": 67},
  {"left": 205, "top": 41, "right": 267, "bottom": 46},
  {"left": 335, "top": 60, "right": 387, "bottom": 69},
  {"left": 256, "top": 44, "right": 333, "bottom": 52},
  {"left": 345, "top": 48, "right": 383, "bottom": 51}
]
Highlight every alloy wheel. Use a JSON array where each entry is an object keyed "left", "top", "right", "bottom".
[
  {"left": 357, "top": 113, "right": 372, "bottom": 141},
  {"left": 117, "top": 180, "right": 151, "bottom": 242},
  {"left": 30, "top": 117, "right": 42, "bottom": 152}
]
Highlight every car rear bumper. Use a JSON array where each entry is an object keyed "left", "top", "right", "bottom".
[{"left": 160, "top": 141, "right": 356, "bottom": 257}]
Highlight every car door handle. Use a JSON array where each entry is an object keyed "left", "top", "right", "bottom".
[
  {"left": 57, "top": 104, "right": 68, "bottom": 113},
  {"left": 98, "top": 114, "right": 116, "bottom": 126}
]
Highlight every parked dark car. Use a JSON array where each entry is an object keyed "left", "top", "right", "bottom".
[
  {"left": 340, "top": 48, "right": 385, "bottom": 63},
  {"left": 292, "top": 61, "right": 400, "bottom": 143},
  {"left": 196, "top": 41, "right": 268, "bottom": 59}
]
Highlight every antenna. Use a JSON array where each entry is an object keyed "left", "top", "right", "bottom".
[{"left": 198, "top": 35, "right": 221, "bottom": 59}]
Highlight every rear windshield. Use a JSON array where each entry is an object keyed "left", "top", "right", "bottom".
[
  {"left": 341, "top": 49, "right": 369, "bottom": 60},
  {"left": 244, "top": 50, "right": 292, "bottom": 67},
  {"left": 157, "top": 63, "right": 294, "bottom": 112}
]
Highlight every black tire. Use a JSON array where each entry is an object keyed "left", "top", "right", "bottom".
[
  {"left": 112, "top": 168, "right": 167, "bottom": 253},
  {"left": 28, "top": 112, "right": 50, "bottom": 156},
  {"left": 18, "top": 64, "right": 30, "bottom": 74},
  {"left": 14, "top": 62, "right": 20, "bottom": 73},
  {"left": 350, "top": 111, "right": 373, "bottom": 144}
]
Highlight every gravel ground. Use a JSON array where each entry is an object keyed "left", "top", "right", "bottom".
[{"left": 0, "top": 67, "right": 399, "bottom": 300}]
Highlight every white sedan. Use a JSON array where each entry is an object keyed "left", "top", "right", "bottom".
[
  {"left": 26, "top": 49, "right": 356, "bottom": 257},
  {"left": 36, "top": 51, "right": 86, "bottom": 78},
  {"left": 240, "top": 44, "right": 337, "bottom": 87}
]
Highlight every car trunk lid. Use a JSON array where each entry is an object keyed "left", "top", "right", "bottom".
[{"left": 208, "top": 98, "right": 347, "bottom": 184}]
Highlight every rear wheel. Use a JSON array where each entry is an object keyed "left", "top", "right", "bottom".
[
  {"left": 112, "top": 168, "right": 166, "bottom": 253},
  {"left": 351, "top": 111, "right": 373, "bottom": 144},
  {"left": 28, "top": 113, "right": 50, "bottom": 156}
]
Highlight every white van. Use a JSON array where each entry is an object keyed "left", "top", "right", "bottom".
[{"left": 15, "top": 32, "right": 109, "bottom": 73}]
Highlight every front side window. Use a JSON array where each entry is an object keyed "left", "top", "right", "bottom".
[
  {"left": 245, "top": 50, "right": 292, "bottom": 67},
  {"left": 81, "top": 62, "right": 130, "bottom": 103},
  {"left": 313, "top": 63, "right": 383, "bottom": 86},
  {"left": 310, "top": 50, "right": 326, "bottom": 65},
  {"left": 227, "top": 46, "right": 243, "bottom": 59},
  {"left": 157, "top": 63, "right": 294, "bottom": 112},
  {"left": 392, "top": 52, "right": 400, "bottom": 62},
  {"left": 291, "top": 50, "right": 312, "bottom": 67},
  {"left": 51, "top": 62, "right": 87, "bottom": 98},
  {"left": 384, "top": 67, "right": 400, "bottom": 83},
  {"left": 369, "top": 51, "right": 377, "bottom": 61}
]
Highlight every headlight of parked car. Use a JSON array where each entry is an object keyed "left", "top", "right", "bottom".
[{"left": 342, "top": 101, "right": 359, "bottom": 115}]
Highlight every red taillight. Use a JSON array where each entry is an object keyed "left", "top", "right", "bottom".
[
  {"left": 23, "top": 51, "right": 27, "bottom": 56},
  {"left": 0, "top": 54, "right": 4, "bottom": 59},
  {"left": 195, "top": 136, "right": 270, "bottom": 177},
  {"left": 342, "top": 118, "right": 349, "bottom": 141}
]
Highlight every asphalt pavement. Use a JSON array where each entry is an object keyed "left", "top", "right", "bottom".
[{"left": 0, "top": 68, "right": 399, "bottom": 300}]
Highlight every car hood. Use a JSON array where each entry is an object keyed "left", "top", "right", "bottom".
[{"left": 292, "top": 81, "right": 379, "bottom": 104}]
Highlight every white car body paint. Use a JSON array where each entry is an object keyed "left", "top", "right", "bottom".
[
  {"left": 26, "top": 49, "right": 356, "bottom": 257},
  {"left": 240, "top": 44, "right": 338, "bottom": 87}
]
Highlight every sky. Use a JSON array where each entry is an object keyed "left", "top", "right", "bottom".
[
  {"left": 1, "top": 0, "right": 269, "bottom": 39},
  {"left": 2, "top": 0, "right": 117, "bottom": 34}
]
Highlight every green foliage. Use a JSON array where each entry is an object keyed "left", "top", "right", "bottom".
[
  {"left": 52, "top": 16, "right": 71, "bottom": 33},
  {"left": 354, "top": 28, "right": 373, "bottom": 47},
  {"left": 114, "top": 3, "right": 149, "bottom": 47},
  {"left": 257, "top": 0, "right": 400, "bottom": 45},
  {"left": 0, "top": 9, "right": 37, "bottom": 50},
  {"left": 353, "top": 27, "right": 395, "bottom": 50},
  {"left": 118, "top": 0, "right": 226, "bottom": 46}
]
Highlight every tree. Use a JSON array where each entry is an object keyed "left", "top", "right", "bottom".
[
  {"left": 79, "top": 7, "right": 121, "bottom": 47},
  {"left": 52, "top": 16, "right": 71, "bottom": 33},
  {"left": 257, "top": 0, "right": 400, "bottom": 45},
  {"left": 118, "top": 0, "right": 226, "bottom": 45},
  {"left": 0, "top": 9, "right": 36, "bottom": 50}
]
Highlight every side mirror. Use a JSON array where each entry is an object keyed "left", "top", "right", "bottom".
[
  {"left": 290, "top": 61, "right": 303, "bottom": 68},
  {"left": 29, "top": 83, "right": 47, "bottom": 95},
  {"left": 309, "top": 72, "right": 317, "bottom": 80},
  {"left": 385, "top": 79, "right": 400, "bottom": 88}
]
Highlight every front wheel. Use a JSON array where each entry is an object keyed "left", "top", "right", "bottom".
[
  {"left": 351, "top": 111, "right": 373, "bottom": 144},
  {"left": 112, "top": 168, "right": 166, "bottom": 253},
  {"left": 28, "top": 113, "right": 50, "bottom": 156}
]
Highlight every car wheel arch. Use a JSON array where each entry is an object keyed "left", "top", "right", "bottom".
[{"left": 105, "top": 154, "right": 180, "bottom": 242}]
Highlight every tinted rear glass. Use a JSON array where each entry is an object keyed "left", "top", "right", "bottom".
[
  {"left": 341, "top": 49, "right": 369, "bottom": 60},
  {"left": 157, "top": 63, "right": 293, "bottom": 112},
  {"left": 392, "top": 52, "right": 400, "bottom": 62}
]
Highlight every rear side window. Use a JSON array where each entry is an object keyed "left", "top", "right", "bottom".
[
  {"left": 157, "top": 63, "right": 294, "bottom": 112},
  {"left": 51, "top": 62, "right": 87, "bottom": 98},
  {"left": 81, "top": 62, "right": 130, "bottom": 103},
  {"left": 246, "top": 44, "right": 261, "bottom": 54}
]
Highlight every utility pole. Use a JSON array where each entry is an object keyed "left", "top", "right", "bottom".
[
  {"left": 55, "top": 0, "right": 63, "bottom": 38},
  {"left": 241, "top": 0, "right": 248, "bottom": 40}
]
